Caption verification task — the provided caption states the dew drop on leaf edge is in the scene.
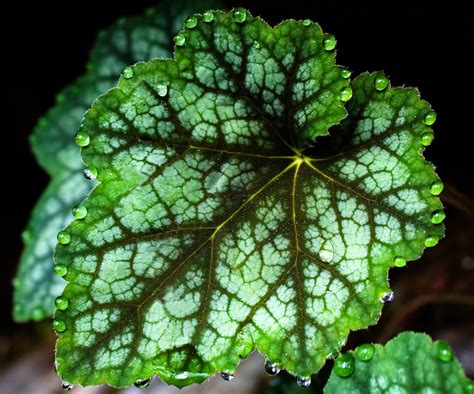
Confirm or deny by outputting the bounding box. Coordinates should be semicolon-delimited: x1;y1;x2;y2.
220;372;235;381
72;205;87;219
74;130;90;147
134;378;151;389
55;296;69;311
374;73;389;91
421;132;434;146
430;180;444;195
355;343;375;361
339;86;353;102
341;69;352;79
430;210;446;224
302;19;311;26
57;231;71;245
53;318;66;333
203;10;214;23
185;15;198;29
264;359;280;376
83;166;98;180
233;8;247;23
174;33;186;47
323;34;336;51
424;235;439;248
393;255;407;267
62;382;73;392
296;376;311;387
424;111;437;125
54;264;68;277
122;66;134;79
334;353;355;378
380;291;395;303
435;341;453;362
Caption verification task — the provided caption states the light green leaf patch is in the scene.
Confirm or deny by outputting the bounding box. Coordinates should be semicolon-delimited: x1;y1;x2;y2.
54;9;444;389
325;332;472;394
13;0;222;322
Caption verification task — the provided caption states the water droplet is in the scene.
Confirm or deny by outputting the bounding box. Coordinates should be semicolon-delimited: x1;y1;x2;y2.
380;291;395;303
339;86;353;102
435;340;453;362
31;306;45;321
420;132;434;146
253;40;261;49
57;231;71;245
374;73;389;91
157;83;168;97
296;376;311;387
430;210;445;224
341;69;352;79
220;372;235;381
53;318;66;333
54;264;68;277
174;33;186;47
233;8;247;23
75;130;90;147
83;166;98;180
303;19;311;26
203;11;214;23
264;360;280;375
62;382;73;391
424;111;437;125
334;353;355;378
134;378;151;389
55;296;69;311
355;344;375;361
323;34;336;51
122;66;134;79
185;16;198;29
393;256;407;267
72;205;87;220
424;235;439;247
430;180;444;196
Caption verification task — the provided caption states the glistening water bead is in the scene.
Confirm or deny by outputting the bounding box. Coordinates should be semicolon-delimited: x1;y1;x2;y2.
57;231;71;245
55;296;69;311
431;210;446;224
334;354;355;378
134;378;151;389
355;344;375;361
174;34;186;47
72;205;87;219
83;166;98;180
264;360;280;375
122;66;134;79
233;8;247;23
393;256;407;267
220;372;235;381
203;10;214;23
341;69;352;79
374;73;389;91
339;86;353;102
75;130;90;147
296;377;311;387
435;341;453;362
380;291;395;303
430;180;444;196
424;111;437;125
61;382;73;392
54;264;68;277
53;318;66;333
421;132;434;146
303;19;311;26
185;15;198;29
323;34;336;51
424;235;439;247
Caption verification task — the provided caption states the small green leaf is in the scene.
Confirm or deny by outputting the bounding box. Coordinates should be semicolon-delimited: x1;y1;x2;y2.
54;8;443;389
325;332;471;394
13;0;222;322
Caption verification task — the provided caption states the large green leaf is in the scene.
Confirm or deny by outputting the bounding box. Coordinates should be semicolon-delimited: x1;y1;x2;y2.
53;9;444;388
325;332;473;393
13;0;222;322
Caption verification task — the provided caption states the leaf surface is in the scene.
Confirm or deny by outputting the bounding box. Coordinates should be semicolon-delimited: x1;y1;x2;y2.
325;332;472;394
13;0;221;322
54;10;444;388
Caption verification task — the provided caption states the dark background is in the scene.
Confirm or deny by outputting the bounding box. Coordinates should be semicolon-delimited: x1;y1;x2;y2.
3;0;474;389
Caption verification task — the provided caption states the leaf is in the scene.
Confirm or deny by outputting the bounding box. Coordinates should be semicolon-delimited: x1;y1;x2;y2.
325;332;472;394
54;9;444;388
13;0;222;322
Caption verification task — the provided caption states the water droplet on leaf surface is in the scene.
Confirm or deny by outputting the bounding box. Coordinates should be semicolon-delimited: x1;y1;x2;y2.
303;19;311;26
122;66;134;79
421;132;434;146
435;341;453;362
355;344;375;361
72;205;87;219
393;256;407;267
424;235;439;247
380;291;395;303
253;40;261;49
203;11;214;23
430;180;444;195
134;378;151;389
157;83;168;97
220;372;235;381
174;34;186;47
339;86;353;102
75;130;90;147
83;166;98;180
341;69;352;79
233;8;247;23
57;231;71;245
62;382;73;391
185;16;198;29
55;296;69;311
374;73;389;91
323;34;336;51
296;376;311;387
424;111;437;125
430;210;445;224
264;360;280;375
334;354;355;378
53;318;66;333
54;264;68;277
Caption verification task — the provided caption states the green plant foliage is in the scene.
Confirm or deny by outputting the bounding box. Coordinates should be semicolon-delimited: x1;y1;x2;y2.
325;332;472;393
53;9;444;389
13;0;221;322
